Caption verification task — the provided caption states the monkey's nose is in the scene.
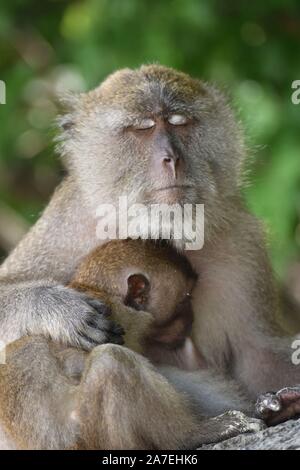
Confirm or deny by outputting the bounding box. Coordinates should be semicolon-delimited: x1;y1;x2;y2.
162;154;180;179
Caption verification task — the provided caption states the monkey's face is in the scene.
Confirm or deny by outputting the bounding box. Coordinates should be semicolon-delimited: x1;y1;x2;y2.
147;272;195;347
124;266;195;348
59;65;244;240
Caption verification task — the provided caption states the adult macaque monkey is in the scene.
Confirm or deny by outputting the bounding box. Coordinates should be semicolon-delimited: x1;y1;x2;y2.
0;240;262;450
0;64;300;432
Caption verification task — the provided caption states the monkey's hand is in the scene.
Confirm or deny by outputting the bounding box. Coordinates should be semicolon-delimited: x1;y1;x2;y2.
256;386;300;425
198;411;266;446
25;285;125;350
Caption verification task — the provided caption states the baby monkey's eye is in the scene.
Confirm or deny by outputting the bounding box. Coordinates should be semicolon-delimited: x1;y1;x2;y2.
168;114;188;126
135;118;156;130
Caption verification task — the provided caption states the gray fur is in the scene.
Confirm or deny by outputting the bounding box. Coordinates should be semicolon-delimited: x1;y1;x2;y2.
0;65;299;449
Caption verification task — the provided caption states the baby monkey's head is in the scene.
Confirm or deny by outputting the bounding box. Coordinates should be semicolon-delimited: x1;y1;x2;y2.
70;239;197;348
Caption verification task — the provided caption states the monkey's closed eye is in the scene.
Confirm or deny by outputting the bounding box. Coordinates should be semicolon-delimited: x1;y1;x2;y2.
134;118;156;131
168;114;188;126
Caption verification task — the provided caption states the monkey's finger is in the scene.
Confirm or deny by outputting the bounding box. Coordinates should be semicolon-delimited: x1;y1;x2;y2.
266;403;300;426
255;392;281;419
107;333;125;346
82;324;124;346
82;325;115;344
85;298;112;317
109;323;125;337
77;334;100;351
87;314;125;337
78;330;124;350
101;322;125;340
276;386;300;405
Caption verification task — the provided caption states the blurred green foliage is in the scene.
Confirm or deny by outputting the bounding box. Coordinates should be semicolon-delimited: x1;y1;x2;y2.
0;0;299;276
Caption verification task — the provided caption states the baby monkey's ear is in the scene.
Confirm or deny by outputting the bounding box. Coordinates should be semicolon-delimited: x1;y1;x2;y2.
125;274;150;311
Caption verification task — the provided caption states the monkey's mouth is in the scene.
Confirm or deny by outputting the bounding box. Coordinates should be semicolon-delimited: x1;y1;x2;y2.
155;185;193;192
144;184;198;206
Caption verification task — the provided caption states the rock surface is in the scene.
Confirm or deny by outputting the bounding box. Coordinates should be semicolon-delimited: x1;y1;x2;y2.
201;418;300;450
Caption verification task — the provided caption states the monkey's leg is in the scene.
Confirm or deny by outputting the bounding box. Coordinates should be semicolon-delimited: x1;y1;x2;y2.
158;365;255;417
74;344;264;450
150;338;254;417
0;337;264;450
0;336;82;450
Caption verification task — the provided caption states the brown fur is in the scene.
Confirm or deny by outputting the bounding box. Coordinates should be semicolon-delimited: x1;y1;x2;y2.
0;240;261;449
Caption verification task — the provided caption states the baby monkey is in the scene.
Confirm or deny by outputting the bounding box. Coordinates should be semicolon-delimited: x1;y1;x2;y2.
0;240;264;450
69;239;201;366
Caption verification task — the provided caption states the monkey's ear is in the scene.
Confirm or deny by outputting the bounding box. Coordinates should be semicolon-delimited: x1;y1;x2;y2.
125;274;150;311
57;91;80;111
55;92;81;132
